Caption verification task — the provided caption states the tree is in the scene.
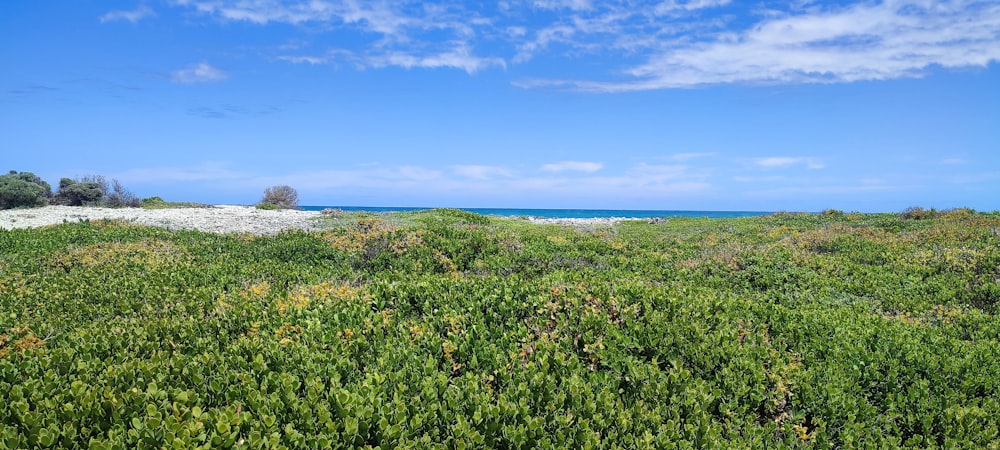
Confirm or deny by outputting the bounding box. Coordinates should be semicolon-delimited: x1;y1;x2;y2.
53;175;140;207
259;185;299;210
54;179;103;206
103;179;141;207
0;171;51;209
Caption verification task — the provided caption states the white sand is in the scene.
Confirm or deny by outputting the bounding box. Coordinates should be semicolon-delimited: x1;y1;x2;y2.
0;205;324;235
0;206;642;235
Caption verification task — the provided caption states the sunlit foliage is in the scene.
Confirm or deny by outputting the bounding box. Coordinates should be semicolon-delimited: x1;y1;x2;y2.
1;210;998;448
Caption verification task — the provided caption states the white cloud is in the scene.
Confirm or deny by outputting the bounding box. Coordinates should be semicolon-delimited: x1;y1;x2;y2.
367;45;506;74
168;1;1000;90
533;0;593;11
276;55;329;65
670;152;716;161
171;63;229;83
452;165;516;180
654;0;730;16
754;157;824;169
746;183;901;196
397;166;441;181
116;160;720;204
542;161;604;172
172;0;339;25
516;1;1000;91
100;5;155;23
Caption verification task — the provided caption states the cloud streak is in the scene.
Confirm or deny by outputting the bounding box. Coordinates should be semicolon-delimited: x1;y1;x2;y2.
754;157;824;170
171;63;229;83
542;161;604;173
167;1;1000;89
100;5;155;23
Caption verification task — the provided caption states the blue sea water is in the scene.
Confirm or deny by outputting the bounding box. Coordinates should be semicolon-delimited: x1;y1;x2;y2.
301;206;771;219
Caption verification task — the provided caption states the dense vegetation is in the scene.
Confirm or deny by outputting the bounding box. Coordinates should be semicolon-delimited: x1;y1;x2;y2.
0;171;144;210
1;209;999;448
0;171;52;209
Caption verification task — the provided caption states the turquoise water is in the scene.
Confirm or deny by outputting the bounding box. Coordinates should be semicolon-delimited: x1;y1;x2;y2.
301;206;771;219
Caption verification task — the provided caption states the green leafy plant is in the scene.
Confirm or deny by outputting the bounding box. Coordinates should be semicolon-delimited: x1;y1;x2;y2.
1;209;998;448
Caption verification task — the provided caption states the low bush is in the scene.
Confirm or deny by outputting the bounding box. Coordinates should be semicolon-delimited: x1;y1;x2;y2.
259;185;299;210
141;196;165;207
901;206;936;220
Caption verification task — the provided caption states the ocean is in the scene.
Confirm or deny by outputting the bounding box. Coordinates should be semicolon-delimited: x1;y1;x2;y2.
300;206;772;219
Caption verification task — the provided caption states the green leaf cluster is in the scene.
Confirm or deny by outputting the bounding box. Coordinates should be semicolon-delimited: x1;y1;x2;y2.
1;210;999;448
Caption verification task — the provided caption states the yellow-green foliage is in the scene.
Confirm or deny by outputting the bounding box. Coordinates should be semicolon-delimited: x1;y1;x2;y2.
1;211;999;448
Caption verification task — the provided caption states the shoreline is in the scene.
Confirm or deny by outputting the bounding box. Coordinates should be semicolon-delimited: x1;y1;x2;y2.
0;206;639;234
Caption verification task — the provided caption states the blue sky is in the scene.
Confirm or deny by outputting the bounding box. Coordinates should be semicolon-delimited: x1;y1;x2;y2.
2;0;998;211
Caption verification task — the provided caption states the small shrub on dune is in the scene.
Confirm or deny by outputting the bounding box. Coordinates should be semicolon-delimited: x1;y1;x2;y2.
901;206;936;220
259;185;299;210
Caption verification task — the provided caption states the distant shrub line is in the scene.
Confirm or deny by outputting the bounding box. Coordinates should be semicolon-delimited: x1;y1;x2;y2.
1;169;302;212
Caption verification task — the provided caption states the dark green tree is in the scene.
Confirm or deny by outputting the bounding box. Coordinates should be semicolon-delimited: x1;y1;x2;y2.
54;179;104;206
0;170;52;209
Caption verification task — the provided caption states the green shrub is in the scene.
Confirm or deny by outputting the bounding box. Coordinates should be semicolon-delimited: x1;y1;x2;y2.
2;211;999;448
54;180;103;206
0;170;51;209
901;206;936;220
142;196;165;206
54;176;140;207
260;185;299;210
255;202;279;210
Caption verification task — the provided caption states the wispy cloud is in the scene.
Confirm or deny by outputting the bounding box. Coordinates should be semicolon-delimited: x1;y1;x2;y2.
670;152;716;161
534;1;1000;91
452;165;516;180
542;161;604;173
171;63;229;83
177;0;500;73
746;183;901;196
366;46;506;74
115;162;247;182
186;103;285;119
120;160;713;202
654;0;731;15
754;157;824;169
100;5;155;23
532;0;594;11
167;1;1000;89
